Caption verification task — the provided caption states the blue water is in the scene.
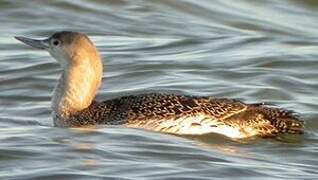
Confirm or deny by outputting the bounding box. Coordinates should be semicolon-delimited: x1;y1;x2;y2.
0;0;318;179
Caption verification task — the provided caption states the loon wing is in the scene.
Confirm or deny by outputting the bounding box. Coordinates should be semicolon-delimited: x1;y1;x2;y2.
71;93;304;138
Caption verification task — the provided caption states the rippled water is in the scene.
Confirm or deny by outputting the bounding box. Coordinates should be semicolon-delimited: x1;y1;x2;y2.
1;0;318;179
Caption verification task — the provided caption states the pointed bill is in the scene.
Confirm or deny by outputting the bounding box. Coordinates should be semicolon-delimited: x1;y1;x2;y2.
15;36;50;50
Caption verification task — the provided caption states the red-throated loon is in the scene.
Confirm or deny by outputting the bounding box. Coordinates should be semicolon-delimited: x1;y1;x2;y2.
15;31;304;138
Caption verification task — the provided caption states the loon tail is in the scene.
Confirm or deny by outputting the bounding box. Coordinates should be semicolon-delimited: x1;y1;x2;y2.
254;106;304;136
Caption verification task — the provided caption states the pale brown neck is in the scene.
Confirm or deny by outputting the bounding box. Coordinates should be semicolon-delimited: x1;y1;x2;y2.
52;55;103;119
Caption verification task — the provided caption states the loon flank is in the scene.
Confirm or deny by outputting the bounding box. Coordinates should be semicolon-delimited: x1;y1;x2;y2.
15;31;304;138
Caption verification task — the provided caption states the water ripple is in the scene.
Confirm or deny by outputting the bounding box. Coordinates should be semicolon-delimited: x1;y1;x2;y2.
1;0;318;179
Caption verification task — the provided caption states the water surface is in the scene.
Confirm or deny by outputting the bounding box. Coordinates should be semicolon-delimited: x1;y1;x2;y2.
1;0;318;179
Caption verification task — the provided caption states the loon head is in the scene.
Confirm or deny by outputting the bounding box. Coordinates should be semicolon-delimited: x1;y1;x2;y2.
15;31;102;70
15;31;103;119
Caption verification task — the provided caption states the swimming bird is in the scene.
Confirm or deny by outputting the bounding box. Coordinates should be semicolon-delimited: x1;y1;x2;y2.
15;31;304;138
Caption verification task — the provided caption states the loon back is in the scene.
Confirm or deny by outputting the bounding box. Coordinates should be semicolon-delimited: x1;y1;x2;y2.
59;93;304;138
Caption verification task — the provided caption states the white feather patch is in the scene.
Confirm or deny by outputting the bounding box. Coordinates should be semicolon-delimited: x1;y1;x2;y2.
126;113;251;138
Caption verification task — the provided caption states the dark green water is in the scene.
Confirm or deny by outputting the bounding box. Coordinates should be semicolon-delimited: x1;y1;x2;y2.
0;0;318;179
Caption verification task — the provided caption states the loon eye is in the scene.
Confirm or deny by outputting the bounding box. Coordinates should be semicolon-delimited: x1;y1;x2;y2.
52;39;60;46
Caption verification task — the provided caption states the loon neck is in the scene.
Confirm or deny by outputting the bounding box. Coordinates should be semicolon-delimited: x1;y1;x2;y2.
52;56;103;120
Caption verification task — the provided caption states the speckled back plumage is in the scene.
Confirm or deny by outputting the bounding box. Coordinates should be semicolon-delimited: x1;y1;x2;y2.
66;93;303;138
